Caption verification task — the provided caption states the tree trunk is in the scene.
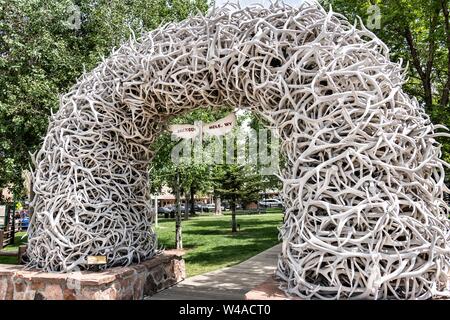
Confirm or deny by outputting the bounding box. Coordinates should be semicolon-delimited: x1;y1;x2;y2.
190;185;195;215
404;27;434;112
231;198;237;232
184;191;189;220
214;194;222;215
175;171;182;249
441;0;450;107
29;178;35;218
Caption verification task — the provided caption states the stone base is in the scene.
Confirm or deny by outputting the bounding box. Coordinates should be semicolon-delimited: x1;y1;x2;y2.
246;275;450;300
0;250;185;300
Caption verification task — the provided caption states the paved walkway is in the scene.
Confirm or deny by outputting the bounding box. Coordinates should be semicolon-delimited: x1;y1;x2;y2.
146;243;281;300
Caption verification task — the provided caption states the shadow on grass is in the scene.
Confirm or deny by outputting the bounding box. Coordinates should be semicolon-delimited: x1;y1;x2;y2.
182;225;279;239
184;240;280;270
182;215;281;236
0;256;19;264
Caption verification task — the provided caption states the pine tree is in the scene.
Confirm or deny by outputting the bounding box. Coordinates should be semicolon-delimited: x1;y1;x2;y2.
214;164;263;232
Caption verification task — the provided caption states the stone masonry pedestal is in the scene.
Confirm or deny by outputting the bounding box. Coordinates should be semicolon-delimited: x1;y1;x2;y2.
0;250;185;300
245;275;450;300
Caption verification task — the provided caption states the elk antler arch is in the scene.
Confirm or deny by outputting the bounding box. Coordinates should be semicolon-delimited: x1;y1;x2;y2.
28;2;450;299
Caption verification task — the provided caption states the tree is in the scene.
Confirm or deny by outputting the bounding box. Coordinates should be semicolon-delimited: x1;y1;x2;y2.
214;164;264;232
148;107;234;246
174;168;182;249
322;0;449;113
321;0;450;165
0;0;209;196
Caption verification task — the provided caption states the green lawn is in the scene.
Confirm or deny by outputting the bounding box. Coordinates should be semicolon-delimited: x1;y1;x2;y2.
0;231;27;264
0;213;283;277
156;212;283;277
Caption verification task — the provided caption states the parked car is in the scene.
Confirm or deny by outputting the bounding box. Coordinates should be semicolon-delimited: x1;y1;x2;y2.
158;206;170;218
169;204;185;212
194;203;203;212
201;203;225;212
159;206;177;218
258;198;283;208
157;207;171;214
166;204;186;213
202;204;215;212
21;217;30;230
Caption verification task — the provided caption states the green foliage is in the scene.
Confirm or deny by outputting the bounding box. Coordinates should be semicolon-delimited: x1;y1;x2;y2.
0;231;27;264
321;0;449;109
149;108;282;210
156;212;282;276
0;0;208;195
149;107;233;196
4;0;448;194
322;0;450;171
213;164;263;207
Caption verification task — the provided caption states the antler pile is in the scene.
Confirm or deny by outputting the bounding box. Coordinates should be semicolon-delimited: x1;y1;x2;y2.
27;1;450;299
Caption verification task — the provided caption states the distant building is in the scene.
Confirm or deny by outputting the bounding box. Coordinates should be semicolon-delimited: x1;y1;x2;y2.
152;186;211;207
1;188;13;202
259;189;281;199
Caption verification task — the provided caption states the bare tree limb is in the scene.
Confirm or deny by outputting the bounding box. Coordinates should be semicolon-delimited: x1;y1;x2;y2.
440;0;450;107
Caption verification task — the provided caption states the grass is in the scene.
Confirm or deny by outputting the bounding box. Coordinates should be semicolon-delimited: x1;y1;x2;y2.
222;207;284;215
0;212;283;277
0;231;27;264
156;211;283;277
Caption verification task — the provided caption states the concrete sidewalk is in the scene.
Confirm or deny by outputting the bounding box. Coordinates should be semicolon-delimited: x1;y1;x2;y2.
146;243;281;300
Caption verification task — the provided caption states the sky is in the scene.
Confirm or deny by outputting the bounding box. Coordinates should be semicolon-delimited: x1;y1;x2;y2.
211;0;306;9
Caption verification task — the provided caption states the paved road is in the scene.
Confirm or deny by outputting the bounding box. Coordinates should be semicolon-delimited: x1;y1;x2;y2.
146;243;281;300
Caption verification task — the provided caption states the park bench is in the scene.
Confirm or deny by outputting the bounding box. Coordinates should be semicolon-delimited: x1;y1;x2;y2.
0;203;26;264
0;204;16;248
